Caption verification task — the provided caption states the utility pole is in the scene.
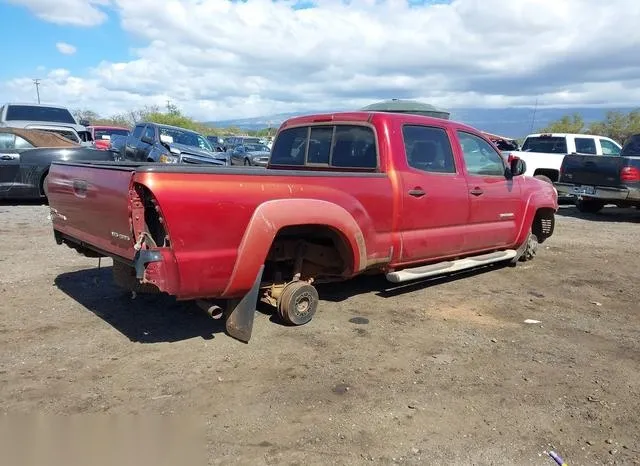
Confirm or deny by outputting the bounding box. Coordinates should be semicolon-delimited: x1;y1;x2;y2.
33;79;41;104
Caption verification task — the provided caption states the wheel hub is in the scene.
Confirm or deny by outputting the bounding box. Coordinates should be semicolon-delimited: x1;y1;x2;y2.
294;292;313;317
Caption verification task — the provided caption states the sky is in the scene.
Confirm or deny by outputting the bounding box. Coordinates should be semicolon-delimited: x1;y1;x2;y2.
1;0;639;121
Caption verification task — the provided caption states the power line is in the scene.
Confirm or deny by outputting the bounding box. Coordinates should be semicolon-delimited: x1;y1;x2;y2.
33;79;41;104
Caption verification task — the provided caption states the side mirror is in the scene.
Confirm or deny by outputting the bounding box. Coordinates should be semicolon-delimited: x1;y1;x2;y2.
141;135;154;145
509;157;526;177
79;119;90;127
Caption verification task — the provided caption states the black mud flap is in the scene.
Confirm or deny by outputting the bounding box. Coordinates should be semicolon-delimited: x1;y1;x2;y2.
225;265;264;343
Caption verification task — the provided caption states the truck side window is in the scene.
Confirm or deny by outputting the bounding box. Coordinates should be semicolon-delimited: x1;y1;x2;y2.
402;125;455;174
575;137;597;154
600;139;621;155
270;127;308;166
143;126;155;142
457;131;505;177
331;125;377;169
0;133;15;149
132;125;144;138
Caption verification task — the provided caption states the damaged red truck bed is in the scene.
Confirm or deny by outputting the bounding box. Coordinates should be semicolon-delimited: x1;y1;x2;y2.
46;111;558;342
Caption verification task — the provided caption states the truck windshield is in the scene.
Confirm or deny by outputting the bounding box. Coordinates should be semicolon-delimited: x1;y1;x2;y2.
521;136;567;154
159;127;213;152
6;105;76;124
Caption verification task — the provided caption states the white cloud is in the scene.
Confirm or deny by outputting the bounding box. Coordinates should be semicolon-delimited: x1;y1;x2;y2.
2;0;640;121
56;42;77;55
6;0;110;26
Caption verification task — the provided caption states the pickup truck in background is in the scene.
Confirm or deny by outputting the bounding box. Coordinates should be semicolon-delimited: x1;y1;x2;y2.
0;102;93;146
556;134;640;213
46;111;558;343
506;133;622;184
111;122;229;166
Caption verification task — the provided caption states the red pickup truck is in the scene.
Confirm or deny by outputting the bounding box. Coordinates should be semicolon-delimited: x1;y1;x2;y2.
46;111;558;342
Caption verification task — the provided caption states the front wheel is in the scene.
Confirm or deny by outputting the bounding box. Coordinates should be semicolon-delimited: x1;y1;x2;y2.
576;199;605;214
277;281;319;326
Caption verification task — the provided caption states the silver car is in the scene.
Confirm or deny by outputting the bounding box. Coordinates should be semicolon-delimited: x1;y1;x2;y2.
230;143;271;167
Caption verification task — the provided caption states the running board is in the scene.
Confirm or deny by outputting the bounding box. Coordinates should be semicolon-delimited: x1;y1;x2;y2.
385;250;517;284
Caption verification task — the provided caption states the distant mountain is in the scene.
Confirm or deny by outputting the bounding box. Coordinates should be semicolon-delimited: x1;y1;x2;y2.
207;107;637;138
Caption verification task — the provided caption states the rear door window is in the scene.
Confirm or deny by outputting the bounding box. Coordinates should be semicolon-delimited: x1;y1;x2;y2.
402;125;456;173
575;137;597;154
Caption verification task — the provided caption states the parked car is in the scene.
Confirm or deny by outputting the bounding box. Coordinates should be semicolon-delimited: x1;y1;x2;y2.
111;122;228;165
46;111;557;343
224;136;262;152
230;142;271;166
0;127;115;200
88;125;130;150
506;133;622;183
0;103;93;146
555;133;640;213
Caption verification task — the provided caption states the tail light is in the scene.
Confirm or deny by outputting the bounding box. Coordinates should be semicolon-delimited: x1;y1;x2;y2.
620;166;640;182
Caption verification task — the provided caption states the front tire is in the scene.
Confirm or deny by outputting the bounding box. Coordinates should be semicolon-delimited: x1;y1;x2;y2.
576;198;605;214
277;281;319;326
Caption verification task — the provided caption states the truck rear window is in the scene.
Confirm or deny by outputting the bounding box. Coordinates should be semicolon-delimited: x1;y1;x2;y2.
271;125;377;170
521;136;567;154
5;105;76;124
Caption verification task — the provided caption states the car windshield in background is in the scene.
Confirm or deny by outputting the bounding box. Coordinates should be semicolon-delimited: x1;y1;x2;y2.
521;136;567;154
245;143;269;152
95;129;129;139
6;105;76;124
159;127;212;151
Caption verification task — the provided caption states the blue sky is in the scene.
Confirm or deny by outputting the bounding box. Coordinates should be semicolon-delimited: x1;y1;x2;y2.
0;2;131;80
0;0;638;121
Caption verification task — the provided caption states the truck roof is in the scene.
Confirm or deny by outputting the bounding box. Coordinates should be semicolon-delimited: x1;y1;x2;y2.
526;133;606;138
2;102;72;109
282;111;479;133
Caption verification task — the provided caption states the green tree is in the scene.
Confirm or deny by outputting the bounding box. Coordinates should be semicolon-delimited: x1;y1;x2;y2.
538;113;586;134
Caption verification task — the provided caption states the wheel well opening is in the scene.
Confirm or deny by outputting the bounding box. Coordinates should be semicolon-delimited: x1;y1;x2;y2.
132;183;170;247
533;169;559;182
532;208;555;243
264;224;355;283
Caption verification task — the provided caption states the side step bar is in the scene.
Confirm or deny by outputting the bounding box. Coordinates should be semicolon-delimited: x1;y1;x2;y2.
385;249;517;284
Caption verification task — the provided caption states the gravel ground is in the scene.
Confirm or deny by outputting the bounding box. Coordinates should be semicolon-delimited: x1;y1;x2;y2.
1;202;639;465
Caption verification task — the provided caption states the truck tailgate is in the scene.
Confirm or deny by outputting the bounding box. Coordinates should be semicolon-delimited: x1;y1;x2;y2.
47;162;136;260
560;154;628;187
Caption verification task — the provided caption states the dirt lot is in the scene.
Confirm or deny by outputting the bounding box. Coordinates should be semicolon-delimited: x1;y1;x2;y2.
1;202;639;465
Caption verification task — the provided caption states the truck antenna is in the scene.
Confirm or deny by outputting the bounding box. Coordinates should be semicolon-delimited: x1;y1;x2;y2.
529;97;539;133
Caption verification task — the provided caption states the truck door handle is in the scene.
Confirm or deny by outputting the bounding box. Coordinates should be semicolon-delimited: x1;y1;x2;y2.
470;187;484;196
408;188;426;198
0;155;15;160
